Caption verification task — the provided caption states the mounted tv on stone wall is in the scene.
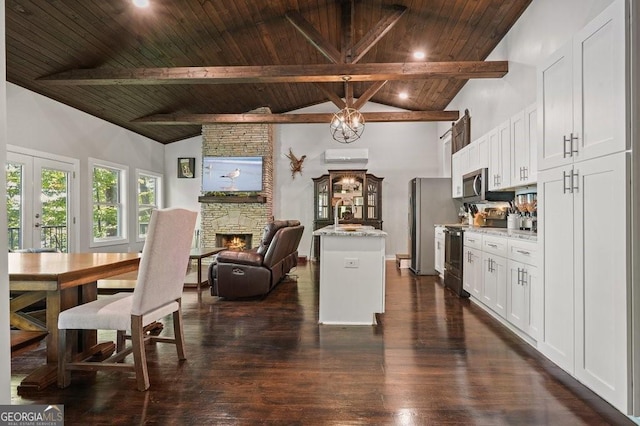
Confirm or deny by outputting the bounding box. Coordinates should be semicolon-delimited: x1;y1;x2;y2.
202;156;263;192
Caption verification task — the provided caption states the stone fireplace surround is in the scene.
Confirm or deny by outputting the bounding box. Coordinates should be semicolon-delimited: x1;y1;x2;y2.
199;107;274;250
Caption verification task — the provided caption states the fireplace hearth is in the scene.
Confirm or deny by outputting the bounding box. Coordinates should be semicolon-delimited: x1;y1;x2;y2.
216;233;253;251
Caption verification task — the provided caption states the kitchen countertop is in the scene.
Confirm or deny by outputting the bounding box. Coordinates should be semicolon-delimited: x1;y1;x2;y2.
463;227;538;241
434;224;537;241
313;225;387;237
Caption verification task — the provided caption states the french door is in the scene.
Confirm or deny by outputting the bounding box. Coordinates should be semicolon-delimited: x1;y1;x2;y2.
6;151;77;252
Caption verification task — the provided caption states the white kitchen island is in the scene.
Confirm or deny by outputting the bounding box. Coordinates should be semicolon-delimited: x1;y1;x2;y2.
313;225;387;325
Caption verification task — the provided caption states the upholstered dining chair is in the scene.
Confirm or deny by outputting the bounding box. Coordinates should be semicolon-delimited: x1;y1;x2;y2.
57;207;197;391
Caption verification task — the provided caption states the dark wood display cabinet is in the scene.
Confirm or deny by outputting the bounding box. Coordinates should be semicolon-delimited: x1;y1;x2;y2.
312;170;383;260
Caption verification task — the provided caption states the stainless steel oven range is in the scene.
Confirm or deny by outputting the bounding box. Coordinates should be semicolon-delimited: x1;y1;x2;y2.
443;225;470;298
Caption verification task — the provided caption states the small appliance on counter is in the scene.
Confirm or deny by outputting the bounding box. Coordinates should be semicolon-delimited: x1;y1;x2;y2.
483;207;508;228
514;192;537;232
466;204;509;228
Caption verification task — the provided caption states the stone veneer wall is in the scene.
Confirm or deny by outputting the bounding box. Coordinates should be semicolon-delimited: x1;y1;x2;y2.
200;107;273;248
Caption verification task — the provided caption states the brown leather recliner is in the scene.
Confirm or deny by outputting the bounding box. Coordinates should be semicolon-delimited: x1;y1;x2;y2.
209;220;304;299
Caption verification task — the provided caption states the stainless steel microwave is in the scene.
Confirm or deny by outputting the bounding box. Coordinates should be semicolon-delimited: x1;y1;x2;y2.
462;168;514;202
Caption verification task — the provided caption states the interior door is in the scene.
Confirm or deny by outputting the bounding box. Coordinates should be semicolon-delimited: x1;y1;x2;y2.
6;152;76;252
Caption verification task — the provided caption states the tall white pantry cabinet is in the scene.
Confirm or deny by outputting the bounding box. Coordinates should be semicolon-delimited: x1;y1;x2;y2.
537;0;632;413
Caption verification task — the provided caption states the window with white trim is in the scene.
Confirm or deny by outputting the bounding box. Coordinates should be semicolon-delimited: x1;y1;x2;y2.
90;158;128;246
136;169;163;241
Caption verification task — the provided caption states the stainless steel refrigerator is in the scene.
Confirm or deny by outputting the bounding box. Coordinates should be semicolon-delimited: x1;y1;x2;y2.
409;178;460;275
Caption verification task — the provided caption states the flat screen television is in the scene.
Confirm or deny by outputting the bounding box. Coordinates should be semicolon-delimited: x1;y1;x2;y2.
202;156;263;192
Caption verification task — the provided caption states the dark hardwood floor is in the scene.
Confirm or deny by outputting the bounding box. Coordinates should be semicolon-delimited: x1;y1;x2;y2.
10;261;634;425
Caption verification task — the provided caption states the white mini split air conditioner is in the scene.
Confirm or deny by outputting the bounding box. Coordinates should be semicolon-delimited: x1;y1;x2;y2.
324;148;369;163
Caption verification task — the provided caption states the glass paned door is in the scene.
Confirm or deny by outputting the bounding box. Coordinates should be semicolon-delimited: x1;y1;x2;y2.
6;153;75;252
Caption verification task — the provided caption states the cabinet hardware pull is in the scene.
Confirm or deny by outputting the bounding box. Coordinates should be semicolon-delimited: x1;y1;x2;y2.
571;169;579;193
516;249;530;256
570;133;579;156
563;170;572;194
487;243;498;248
521;269;528;285
517;267;522;285
563;135;571;158
523;167;528;179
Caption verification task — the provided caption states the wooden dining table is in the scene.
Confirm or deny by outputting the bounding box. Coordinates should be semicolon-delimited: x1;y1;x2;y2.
9;252;141;391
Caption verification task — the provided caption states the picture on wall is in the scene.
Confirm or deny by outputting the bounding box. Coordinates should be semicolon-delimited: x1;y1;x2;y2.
178;157;195;178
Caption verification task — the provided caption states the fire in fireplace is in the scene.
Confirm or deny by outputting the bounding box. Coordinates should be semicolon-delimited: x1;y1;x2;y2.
216;233;253;251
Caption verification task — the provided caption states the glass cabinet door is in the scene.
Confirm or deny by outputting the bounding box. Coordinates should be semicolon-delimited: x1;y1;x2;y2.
315;178;330;220
366;178;379;220
331;172;364;221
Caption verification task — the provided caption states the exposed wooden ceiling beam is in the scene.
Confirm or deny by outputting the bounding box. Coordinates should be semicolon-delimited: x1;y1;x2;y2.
38;61;508;85
351;6;407;64
285;12;342;64
132;110;460;125
341;0;354;64
314;83;346;109
353;81;388;110
344;79;354;106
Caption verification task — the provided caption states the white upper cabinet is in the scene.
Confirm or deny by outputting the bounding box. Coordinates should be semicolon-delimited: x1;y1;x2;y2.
451;150;463;198
538;0;627;171
467;134;489;173
511;104;537;186
488;120;511;190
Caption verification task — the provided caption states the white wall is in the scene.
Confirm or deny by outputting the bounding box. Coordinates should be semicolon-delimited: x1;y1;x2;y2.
7;83;166;253
437;0;615;139
164;135;203;230
273;102;445;259
1;0;10;404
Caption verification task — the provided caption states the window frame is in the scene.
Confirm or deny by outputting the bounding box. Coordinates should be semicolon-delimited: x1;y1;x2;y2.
89;158;128;248
135;168;163;242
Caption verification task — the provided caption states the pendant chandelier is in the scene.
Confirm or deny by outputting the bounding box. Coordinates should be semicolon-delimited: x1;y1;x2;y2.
330;106;365;144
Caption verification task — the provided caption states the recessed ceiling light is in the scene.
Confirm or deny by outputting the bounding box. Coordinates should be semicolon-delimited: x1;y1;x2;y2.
133;0;150;8
413;51;426;60
399;92;409;100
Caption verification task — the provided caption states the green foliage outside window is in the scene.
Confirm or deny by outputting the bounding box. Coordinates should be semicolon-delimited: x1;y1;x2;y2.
137;174;158;238
93;166;121;239
6;164;70;251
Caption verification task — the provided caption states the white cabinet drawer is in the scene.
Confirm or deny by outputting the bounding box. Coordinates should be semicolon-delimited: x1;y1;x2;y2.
464;232;482;250
508;239;538;266
482;235;508;258
435;226;445;238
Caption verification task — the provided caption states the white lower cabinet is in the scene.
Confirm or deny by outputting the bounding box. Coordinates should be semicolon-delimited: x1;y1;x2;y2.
481;252;507;318
465;232;539;343
506;239;541;340
481;235;508;318
463;247;482;297
463;232;483;297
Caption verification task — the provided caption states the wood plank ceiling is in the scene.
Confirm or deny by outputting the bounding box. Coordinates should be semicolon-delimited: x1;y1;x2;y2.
5;0;532;144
